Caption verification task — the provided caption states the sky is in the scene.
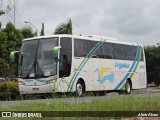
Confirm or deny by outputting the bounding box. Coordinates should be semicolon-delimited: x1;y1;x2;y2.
0;0;160;45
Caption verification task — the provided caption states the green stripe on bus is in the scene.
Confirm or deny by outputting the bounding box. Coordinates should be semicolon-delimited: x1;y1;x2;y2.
120;46;142;90
67;40;102;92
129;47;142;78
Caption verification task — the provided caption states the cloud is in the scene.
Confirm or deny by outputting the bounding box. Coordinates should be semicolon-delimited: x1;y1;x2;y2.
1;0;160;45
100;0;160;35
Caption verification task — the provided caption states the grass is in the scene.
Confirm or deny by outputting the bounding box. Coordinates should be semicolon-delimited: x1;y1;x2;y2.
0;95;160;111
0;95;160;119
155;86;160;90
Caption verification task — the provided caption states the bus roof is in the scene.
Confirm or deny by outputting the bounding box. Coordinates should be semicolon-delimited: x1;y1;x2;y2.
23;34;142;47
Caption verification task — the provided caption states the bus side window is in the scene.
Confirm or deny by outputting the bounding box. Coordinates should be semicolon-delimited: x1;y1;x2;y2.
113;44;126;60
101;43;113;59
124;45;136;61
74;39;88;57
87;41;97;58
59;55;67;77
59;37;72;78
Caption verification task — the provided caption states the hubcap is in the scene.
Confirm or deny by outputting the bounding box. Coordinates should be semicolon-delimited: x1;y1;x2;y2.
126;83;131;93
76;83;82;96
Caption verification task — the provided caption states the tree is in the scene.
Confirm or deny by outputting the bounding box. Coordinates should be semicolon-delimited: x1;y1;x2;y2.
0;32;8;77
21;26;36;38
3;22;22;50
145;45;160;86
0;22;22;78
54;18;72;34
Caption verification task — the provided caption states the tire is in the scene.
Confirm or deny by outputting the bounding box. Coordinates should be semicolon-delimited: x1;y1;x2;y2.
125;81;132;94
76;81;84;97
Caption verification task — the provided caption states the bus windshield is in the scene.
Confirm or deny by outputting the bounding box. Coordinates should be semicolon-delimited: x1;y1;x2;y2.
19;38;58;79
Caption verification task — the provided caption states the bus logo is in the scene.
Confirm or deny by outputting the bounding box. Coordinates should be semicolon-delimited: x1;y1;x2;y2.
115;62;130;69
96;68;114;84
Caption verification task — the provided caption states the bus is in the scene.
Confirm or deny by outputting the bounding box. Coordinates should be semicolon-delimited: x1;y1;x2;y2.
10;35;147;97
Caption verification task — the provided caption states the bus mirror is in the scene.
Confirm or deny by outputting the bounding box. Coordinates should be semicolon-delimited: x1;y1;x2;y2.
10;51;19;63
53;46;61;61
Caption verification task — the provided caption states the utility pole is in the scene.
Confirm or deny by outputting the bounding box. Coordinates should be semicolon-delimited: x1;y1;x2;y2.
6;0;16;26
13;0;15;26
40;23;44;36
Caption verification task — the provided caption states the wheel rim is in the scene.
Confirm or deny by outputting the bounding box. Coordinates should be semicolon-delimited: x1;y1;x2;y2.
126;83;131;93
76;83;82;96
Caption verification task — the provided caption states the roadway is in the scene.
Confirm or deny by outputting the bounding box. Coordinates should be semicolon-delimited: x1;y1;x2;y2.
0;87;159;106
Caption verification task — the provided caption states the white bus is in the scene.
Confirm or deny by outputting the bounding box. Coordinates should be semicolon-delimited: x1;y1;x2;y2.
10;35;147;96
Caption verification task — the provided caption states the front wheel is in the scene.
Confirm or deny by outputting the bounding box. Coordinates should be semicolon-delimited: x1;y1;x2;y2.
76;81;84;97
125;81;132;94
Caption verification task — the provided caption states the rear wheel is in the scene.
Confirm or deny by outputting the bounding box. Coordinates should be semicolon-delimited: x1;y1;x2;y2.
125;81;132;94
76;81;85;97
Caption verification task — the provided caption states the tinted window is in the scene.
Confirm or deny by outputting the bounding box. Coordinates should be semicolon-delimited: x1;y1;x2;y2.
87;41;97;52
94;44;102;58
124;45;136;60
113;44;126;60
74;39;88;57
87;41;100;58
101;43;113;59
59;37;72;77
74;39;114;59
37;38;58;77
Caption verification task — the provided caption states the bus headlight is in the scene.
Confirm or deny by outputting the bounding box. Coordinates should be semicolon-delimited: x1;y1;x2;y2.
19;81;25;85
46;80;56;84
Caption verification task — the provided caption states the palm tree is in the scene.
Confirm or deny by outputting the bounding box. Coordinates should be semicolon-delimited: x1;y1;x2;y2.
54;18;72;34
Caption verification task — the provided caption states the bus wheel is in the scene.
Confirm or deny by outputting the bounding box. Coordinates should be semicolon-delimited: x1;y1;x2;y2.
76;81;84;97
125;81;132;94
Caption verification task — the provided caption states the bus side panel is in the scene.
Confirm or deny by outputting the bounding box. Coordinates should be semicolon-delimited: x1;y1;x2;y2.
87;59;122;91
133;61;147;89
87;58;105;91
70;58;147;92
67;58;89;92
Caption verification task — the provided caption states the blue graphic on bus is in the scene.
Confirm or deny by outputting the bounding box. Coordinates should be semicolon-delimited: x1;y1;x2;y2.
96;68;114;84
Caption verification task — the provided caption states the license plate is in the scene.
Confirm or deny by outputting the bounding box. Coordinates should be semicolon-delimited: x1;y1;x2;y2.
32;88;39;91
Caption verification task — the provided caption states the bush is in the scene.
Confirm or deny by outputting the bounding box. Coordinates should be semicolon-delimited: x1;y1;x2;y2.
0;80;19;100
145;45;160;86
